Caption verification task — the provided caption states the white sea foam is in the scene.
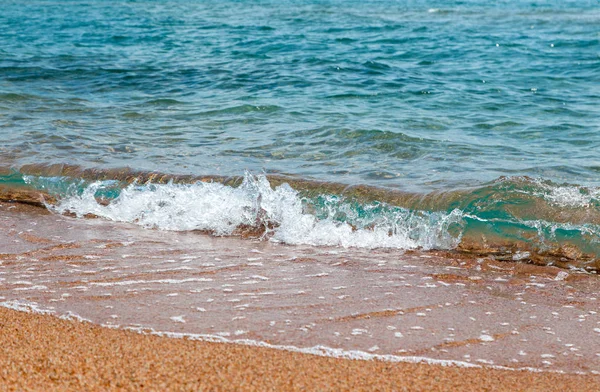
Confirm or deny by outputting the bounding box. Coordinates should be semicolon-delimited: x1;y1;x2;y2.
0;299;53;314
534;180;600;208
51;174;464;250
546;186;594;207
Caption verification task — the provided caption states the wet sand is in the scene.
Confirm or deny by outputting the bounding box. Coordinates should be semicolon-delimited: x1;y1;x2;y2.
1;202;600;390
2;306;600;391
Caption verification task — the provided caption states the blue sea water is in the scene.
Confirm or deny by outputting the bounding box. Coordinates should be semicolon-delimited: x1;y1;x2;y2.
1;1;600;265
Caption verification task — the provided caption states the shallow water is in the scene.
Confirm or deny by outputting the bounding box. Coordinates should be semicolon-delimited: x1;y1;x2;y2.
1;203;599;373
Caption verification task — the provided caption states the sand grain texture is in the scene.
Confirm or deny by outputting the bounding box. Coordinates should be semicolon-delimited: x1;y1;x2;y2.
1;308;600;391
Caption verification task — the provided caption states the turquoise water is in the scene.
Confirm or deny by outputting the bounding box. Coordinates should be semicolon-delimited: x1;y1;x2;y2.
1;1;599;266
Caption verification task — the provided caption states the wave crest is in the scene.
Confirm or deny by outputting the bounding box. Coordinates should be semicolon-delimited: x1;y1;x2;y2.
50;173;464;250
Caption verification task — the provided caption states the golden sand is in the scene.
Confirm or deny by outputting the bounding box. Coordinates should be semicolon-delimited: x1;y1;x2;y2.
1;307;599;391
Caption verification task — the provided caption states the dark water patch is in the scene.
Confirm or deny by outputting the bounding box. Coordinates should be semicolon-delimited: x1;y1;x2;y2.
144;98;186;106
0;93;41;103
334;37;356;44
362;60;391;71
194;105;283;117
324;92;389;100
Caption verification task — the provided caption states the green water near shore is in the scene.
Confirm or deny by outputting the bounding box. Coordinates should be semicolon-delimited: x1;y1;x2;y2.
1;167;597;271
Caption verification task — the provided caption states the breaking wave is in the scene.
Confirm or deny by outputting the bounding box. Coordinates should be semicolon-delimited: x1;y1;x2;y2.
0;167;595;271
49;173;465;250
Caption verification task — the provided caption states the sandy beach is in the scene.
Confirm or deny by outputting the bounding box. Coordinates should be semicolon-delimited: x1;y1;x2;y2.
2;306;600;391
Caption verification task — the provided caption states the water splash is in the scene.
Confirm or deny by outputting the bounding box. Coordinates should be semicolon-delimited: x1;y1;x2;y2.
1;169;598;270
50;173;464;250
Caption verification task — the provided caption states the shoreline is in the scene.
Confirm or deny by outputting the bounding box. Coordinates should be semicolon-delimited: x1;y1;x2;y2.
1;201;599;375
2;306;600;391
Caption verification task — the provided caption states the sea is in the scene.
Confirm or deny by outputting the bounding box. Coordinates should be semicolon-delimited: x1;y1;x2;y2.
2;0;600;373
2;0;600;267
